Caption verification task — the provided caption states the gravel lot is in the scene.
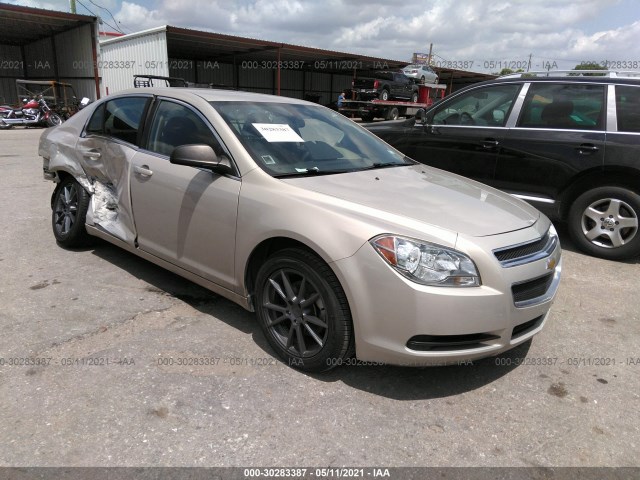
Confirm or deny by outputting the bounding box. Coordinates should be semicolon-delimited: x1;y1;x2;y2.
0;128;638;470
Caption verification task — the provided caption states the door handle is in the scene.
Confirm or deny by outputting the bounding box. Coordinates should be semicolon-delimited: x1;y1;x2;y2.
81;149;101;160
134;165;153;177
575;144;599;155
482;139;499;149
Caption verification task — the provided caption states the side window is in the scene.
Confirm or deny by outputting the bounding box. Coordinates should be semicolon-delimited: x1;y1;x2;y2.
147;100;222;157
102;97;149;145
432;84;520;127
517;83;605;130
615;85;640;133
86;103;104;134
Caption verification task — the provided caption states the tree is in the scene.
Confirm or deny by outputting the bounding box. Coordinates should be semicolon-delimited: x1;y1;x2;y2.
571;62;607;76
496;68;525;76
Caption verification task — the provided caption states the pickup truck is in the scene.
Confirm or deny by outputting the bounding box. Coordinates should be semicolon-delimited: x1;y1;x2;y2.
352;71;419;102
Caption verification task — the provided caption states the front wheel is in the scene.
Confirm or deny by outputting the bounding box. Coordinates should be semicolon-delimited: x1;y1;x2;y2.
52;176;91;248
568;186;640;260
360;112;375;122
410;92;419;103
254;248;354;372
47;113;63;127
0;114;12;130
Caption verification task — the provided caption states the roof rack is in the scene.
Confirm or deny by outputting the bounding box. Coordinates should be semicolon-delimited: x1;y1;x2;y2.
499;70;640;79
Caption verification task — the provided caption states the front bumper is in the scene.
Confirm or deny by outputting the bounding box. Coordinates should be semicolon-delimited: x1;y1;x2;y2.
331;226;562;366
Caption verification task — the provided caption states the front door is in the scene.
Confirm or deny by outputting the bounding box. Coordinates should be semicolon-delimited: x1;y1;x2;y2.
129;99;241;290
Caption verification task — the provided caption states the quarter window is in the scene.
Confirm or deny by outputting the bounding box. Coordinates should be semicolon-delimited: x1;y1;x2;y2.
147;100;222;157
432;84;520;127
615;85;640;133
517;83;605;130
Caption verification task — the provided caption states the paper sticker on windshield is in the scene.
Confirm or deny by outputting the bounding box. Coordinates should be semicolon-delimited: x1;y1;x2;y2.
253;123;304;143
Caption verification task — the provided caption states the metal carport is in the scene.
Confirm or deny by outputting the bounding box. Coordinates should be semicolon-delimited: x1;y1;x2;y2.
100;26;496;104
0;3;100;105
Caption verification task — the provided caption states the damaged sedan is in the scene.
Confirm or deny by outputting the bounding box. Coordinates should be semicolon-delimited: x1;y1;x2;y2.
40;88;561;372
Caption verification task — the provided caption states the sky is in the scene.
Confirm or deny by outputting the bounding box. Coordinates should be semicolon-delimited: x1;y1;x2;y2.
5;0;640;73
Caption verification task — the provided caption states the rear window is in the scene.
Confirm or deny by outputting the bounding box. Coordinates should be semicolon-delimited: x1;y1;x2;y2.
517;83;605;130
85;96;150;145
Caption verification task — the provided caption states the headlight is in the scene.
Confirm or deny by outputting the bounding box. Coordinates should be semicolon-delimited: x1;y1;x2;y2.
371;235;480;287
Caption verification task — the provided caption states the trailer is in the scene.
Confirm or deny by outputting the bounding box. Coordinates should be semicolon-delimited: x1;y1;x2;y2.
340;83;447;121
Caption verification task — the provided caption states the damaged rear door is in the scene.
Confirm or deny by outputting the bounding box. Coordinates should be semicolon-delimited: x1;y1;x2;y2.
77;95;152;243
129;98;240;290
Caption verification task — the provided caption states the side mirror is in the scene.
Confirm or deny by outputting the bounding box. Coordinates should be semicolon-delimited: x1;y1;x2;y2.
170;144;234;176
415;108;427;125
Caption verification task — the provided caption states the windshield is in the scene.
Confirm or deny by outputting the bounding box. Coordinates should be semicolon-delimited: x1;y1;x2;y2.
211;101;413;177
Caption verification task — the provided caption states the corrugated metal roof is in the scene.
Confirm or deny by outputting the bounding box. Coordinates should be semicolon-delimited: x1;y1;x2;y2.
99;24;409;73
0;3;96;46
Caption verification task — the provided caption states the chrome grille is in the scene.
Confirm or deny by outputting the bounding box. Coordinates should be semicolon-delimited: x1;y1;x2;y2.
493;229;557;267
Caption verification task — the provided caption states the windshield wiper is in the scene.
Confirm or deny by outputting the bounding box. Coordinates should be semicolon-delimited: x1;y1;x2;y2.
273;168;350;178
358;160;412;171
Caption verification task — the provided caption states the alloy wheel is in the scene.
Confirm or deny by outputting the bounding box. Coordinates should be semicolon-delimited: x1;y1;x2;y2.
261;268;329;358
581;197;638;248
54;183;79;236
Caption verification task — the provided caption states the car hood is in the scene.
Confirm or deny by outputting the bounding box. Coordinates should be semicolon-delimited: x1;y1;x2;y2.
281;164;540;237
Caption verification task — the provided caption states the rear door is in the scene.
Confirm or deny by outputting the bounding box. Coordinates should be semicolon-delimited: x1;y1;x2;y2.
495;82;607;210
401;83;522;182
76;95;151;244
129;98;241;289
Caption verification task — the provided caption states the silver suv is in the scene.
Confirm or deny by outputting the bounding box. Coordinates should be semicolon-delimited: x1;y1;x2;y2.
40;88;561;371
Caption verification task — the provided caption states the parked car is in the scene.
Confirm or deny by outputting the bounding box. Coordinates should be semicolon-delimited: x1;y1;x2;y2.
40;88;561;371
366;72;640;260
352;71;419;102
402;64;438;84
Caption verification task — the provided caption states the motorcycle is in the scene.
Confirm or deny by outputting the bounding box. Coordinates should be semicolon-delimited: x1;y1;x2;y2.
0;95;63;130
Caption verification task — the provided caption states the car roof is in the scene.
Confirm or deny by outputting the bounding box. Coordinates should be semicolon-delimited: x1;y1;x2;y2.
111;87;313;105
488;75;640;86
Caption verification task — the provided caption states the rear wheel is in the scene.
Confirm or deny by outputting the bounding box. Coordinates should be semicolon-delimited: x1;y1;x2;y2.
386;107;400;120
379;89;390;101
411;92;419;103
254;248;353;372
52;176;91;248
568;186;640;260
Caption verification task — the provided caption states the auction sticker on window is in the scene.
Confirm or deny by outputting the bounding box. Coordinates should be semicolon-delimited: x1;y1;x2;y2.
252;123;304;142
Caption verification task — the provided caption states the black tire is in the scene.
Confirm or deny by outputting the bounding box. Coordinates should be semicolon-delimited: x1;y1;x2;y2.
410;92;419;103
254;248;354;372
0;115;12;130
568;186;640;260
420;75;425;84
386;107;400;121
47;113;63;127
360;113;375;122
52;176;92;248
379;89;390;101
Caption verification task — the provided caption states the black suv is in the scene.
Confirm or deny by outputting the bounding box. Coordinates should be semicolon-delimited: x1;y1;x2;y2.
366;71;640;260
